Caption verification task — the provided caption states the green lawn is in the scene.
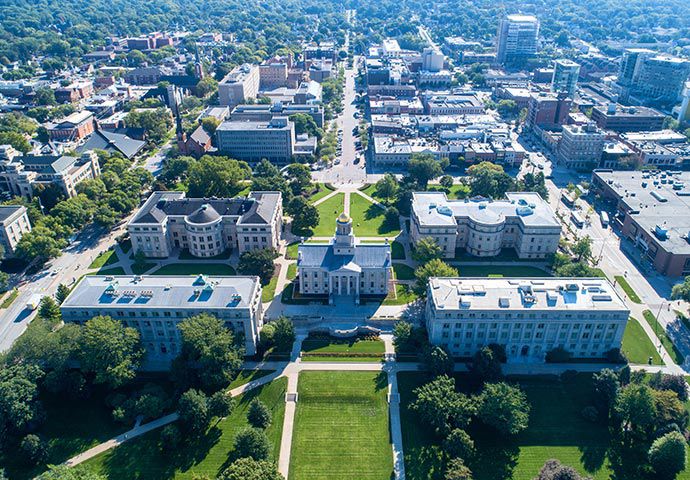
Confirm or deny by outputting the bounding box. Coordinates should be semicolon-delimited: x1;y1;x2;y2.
622;316;663;365
94;267;127;276
382;284;418;306
308;183;336;204
458;265;551;278
349;193;400;237
0;288;19;308
150;263;236;276
286;242;299;259
614;276;641;303
312;193;345;237
427;184;470;199
393;263;415;280
262;273;279;302
391;240;405;259
1;392;128;480
642;309;684;364
289;371;393;480
89;250;119;269
132;262;156;275
287;263;297;281
84;378;287;480
228;369;276;389
398;372;690;480
178;249;231;260
301;336;385;361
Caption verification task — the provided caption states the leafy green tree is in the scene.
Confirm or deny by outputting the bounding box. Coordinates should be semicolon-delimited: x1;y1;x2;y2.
195;76;218;97
201;116;220;134
374;174;399;204
178;388;209;435
0;363;44;435
233;427;272;461
413;259;458;297
477;382;530;436
517;172;549;200
247;399;272;429
272;316;296;353
238;248;278;285
408;153;444;189
571;236;592;261
289;113;322;139
410;375;476;436
38;296;61;323
175;314;243;392
289;197;319;233
126;107;174;145
444;458;473;480
469;346;503;383
20;433;47;465
0;131;31;153
439;175;454;190
615;383;657;438
592;368;620;417
648;373;689;402
34;88;56;106
78;316;143;388
534;460;588;480
209;391;235;419
160;424;181;453
496;99;518;118
442;428;475;460
466;162;515;199
36;465;107;480
285;163;313;195
393;321;413;353
671;276;690;302
219;457;284;480
413;237;443;263
651;389;688;433
649;431;687;479
187;155;250;197
423;346;454;376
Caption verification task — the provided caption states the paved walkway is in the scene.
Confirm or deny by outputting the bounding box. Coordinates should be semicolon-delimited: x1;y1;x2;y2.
382;334;406;480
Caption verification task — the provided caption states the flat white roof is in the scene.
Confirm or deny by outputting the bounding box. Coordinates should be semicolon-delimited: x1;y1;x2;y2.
429;277;629;312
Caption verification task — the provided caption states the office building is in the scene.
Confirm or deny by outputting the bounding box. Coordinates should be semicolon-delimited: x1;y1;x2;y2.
215;117;296;163
678;82;690;122
128;191;282;258
296;214;391;304
422;48;445;72
558;123;606;169
551;59;580;98
496;14;540;64
591;104;665;132
526;92;571;129
47;111;95;142
0;206;31;255
411;192;561;259
0;146;101;198
218;64;260;107
230;103;324;128
425;277;629;361
618;49;690;106
592;170;690;276
61;275;264;359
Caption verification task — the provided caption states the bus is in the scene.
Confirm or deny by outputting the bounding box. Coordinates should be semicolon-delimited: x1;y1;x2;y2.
600;211;610;228
571;212;585;228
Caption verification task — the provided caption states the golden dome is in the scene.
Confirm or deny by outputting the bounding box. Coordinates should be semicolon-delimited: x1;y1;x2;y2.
337;212;351;223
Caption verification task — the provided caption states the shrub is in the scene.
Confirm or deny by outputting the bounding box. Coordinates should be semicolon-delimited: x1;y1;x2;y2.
247;399;272;429
545;346;572;363
233;427;271;461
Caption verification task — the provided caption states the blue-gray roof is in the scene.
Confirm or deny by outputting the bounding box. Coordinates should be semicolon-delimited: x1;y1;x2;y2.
297;243;391;270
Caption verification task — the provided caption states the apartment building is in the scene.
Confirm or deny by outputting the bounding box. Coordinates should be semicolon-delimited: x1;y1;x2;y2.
215;117;296;163
618;49;690;106
218;64;260;107
526;92;571;130
591;104;665;132
496;14;540;64
558;123;606;169
128;191;282;259
411;192;561;259
0;146;101;198
551;59;580;98
425;277;629;361
61;275;264;359
0;206;31;255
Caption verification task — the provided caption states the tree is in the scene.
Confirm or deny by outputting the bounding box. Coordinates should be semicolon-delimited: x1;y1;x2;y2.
55;284;71;304
518;172;548;200
178;389;210;435
648;373;689;402
201;116;220;134
285;163;313;196
233;427;272;461
445;458;473;480
615;384;657;437
78;316;142;388
272;316;295;353
410;375;476;435
38;296;61;323
126;107;173;145
534;460;590;480
219;457;284;480
469;346;503;383
477;382;530;436
238;248;278;285
442;428;475;460
651;389;688;433
34;87;56;106
247;399;272;429
20;434;47;465
289;114;321;139
496;99;519;118
196;77;218;98
649;431;686;479
423;346;454;377
592;368;620;416
209;391;235;419
0;363;44;436
15;227;65;263
36;465;107;480
393;321;413;352
160;424;181;453
384;207;400;230
289;197;319;233
466;162;515;199
0;131;30;153
187;156;250;197
413;259;458;297
571;236;592;261
375;174;399;204
408;153;444;189
176;314;243;392
439;175;454;190
671;276;690;302
413;237;443;263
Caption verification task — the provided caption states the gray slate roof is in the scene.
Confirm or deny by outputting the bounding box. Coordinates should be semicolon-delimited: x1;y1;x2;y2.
78;130;146;159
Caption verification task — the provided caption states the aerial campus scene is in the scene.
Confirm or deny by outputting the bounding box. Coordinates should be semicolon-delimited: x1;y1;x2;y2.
2;0;690;479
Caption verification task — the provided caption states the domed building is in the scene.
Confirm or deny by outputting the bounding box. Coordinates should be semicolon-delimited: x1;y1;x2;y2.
296;213;391;304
